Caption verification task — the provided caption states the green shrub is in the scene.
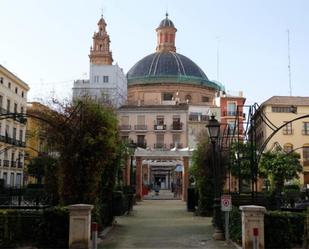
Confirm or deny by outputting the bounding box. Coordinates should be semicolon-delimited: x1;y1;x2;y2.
0;209;42;248
36;206;69;248
229;206;242;243
265;211;305;249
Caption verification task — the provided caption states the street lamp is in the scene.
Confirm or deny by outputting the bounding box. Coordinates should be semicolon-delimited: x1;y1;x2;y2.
206;115;224;240
128;140;137;190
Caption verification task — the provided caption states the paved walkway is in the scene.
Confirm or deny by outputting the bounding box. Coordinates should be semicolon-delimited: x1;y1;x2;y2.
143;189;180;200
98;199;236;249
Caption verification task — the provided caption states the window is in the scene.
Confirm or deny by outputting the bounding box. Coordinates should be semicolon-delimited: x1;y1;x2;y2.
16;173;22;187
5;125;10;138
172;134;181;148
227;120;236;135
227;102;237;116
156;134;164;148
6;99;10;113
202;96;209;102
137;135;146;147
10;173;14;186
0;95;3;111
14;103;17;113
20;106;24;113
283;122;293;135
156;115;164;125
94;75;100;83
13;128;16;140
15;87;18;94
303;145;309;166
0;77;3;84
163;93;173;101
283;143;293;153
272;106;297;113
303;122;309;135
8;82;11;89
103;76;109;83
3;172;7;186
21;91;24;98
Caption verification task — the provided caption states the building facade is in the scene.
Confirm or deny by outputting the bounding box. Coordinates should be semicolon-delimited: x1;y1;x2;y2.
120;14;225;200
0;65;29;187
255;96;309;185
73;15;127;107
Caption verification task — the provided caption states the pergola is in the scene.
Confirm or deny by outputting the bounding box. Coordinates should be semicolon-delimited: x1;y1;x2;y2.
133;147;193;201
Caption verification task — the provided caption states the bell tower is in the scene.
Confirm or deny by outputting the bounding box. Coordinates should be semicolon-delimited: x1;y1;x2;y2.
156;13;177;53
89;15;113;65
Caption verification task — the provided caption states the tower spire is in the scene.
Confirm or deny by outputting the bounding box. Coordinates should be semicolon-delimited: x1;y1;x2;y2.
89;15;113;65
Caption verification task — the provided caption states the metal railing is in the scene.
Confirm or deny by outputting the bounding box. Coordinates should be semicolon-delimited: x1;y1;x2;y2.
154;124;166;131
134;125;147;130
171;123;183;131
119;125;131;130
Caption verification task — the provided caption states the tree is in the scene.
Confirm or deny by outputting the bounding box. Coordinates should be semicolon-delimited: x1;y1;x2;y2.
34;99;119;205
229;142;254;192
259;146;302;194
190;131;227;215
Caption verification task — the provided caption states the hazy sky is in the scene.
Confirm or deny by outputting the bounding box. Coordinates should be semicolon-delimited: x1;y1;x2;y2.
1;0;308;105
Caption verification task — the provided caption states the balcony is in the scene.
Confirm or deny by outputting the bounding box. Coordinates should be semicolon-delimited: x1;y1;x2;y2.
189;115;209;122
0;134;26;147
303;160;309;166
222;111;244;117
169;143;183;149
171;122;183;131
153;143;168;150
3;160;9;167
154;124;166;131
119;125;131;131
136;142;147;148
11;161;16;167
134;125;147;131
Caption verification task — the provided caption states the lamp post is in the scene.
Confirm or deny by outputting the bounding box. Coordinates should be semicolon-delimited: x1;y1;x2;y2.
128;141;137;190
206;115;224;240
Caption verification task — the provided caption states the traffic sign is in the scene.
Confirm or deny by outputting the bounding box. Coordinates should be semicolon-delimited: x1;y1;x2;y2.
221;195;232;211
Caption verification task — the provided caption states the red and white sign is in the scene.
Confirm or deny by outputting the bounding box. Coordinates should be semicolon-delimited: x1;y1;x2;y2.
221;195;232;211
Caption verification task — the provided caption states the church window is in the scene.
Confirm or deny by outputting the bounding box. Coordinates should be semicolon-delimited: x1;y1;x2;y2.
99;44;102;51
15;87;18;94
0;77;3;84
103;76;109;83
8;82;11;89
169;34;174;42
160;33;163;43
163;93;173;101
164;33;168;42
202;96;209;102
21;91;24;98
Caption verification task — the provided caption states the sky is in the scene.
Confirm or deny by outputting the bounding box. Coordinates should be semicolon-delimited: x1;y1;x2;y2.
0;0;308;105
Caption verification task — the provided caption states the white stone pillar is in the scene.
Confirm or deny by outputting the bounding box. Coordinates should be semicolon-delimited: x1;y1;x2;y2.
239;205;266;249
68;204;93;249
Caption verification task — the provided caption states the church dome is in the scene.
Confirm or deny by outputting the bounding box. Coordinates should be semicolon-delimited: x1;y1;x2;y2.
127;51;222;90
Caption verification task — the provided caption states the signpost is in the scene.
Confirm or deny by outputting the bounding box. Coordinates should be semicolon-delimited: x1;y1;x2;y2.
221;195;232;240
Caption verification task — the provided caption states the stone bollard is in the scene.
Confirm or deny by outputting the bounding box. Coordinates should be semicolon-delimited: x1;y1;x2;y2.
68;204;93;249
239;205;266;249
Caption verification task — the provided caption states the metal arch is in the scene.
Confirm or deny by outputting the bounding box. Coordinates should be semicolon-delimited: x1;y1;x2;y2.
256;113;309;165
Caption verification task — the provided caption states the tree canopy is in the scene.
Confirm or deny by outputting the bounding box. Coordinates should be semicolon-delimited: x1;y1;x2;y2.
259;146;302;193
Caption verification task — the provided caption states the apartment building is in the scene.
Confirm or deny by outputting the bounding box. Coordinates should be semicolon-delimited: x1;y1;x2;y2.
0;65;29;187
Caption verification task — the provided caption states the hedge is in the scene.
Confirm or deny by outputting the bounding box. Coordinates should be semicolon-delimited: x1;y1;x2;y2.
0;206;69;248
265;211;305;249
227;207;306;249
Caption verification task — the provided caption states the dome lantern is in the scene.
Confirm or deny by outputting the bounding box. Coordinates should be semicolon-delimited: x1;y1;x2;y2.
156;13;177;53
